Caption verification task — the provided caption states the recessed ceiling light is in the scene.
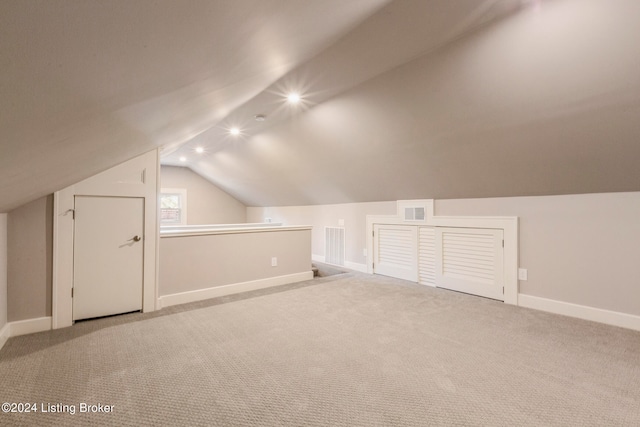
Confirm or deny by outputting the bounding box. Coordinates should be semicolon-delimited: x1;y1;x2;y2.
254;114;266;122
287;93;301;104
179;156;187;162
195;147;204;153
230;127;240;135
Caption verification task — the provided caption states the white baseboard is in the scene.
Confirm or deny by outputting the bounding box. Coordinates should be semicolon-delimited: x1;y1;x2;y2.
158;271;314;309
0;317;54;349
312;254;367;273
0;323;10;351
9;316;53;337
518;294;640;332
345;261;367;273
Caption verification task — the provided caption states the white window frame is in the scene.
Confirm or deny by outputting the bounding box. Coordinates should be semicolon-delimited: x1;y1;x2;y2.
160;188;188;225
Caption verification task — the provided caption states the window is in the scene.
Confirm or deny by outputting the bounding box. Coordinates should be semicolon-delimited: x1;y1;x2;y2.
160;188;187;225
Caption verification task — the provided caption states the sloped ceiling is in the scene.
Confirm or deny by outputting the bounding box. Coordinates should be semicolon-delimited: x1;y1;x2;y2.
3;0;640;212
0;0;389;212
181;0;640;206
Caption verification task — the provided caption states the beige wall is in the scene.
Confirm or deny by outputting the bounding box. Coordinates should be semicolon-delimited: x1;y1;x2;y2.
436;192;640;316
7;195;53;321
159;229;311;296
247;201;396;268
250;192;640;317
0;213;7;330
161;166;246;225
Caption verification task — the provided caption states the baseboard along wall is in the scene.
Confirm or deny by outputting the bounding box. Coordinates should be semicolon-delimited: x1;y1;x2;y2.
158;271;314;309
0;316;53;352
518;294;640;332
312;254;367;273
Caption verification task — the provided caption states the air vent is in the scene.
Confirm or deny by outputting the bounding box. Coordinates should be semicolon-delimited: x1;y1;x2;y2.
325;227;345;266
404;207;425;221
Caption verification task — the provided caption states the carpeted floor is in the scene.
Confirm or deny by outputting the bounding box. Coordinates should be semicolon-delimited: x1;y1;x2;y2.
1;272;639;426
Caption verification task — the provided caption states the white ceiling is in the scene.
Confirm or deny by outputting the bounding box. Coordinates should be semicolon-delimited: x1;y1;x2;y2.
3;0;640;211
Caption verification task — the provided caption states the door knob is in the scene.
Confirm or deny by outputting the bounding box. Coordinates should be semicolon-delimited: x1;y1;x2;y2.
132;235;142;242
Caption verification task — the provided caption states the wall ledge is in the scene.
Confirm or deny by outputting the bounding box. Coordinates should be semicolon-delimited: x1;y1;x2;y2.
158;271;313;309
160;224;311;238
518;294;640;332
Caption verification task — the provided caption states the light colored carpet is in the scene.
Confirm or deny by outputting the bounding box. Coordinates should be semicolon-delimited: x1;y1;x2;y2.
1;272;639;426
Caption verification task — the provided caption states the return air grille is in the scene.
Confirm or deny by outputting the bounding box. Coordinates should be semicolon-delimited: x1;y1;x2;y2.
404;207;425;221
325;227;345;266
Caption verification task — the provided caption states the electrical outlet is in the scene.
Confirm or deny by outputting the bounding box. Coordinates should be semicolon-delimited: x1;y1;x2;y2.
518;268;528;281
271;257;278;267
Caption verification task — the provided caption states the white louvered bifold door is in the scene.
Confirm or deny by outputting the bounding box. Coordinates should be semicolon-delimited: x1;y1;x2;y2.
418;227;436;286
435;227;504;301
373;224;418;282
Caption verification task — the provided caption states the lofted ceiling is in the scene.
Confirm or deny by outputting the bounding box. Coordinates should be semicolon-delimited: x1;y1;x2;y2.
3;0;640;212
0;0;389;212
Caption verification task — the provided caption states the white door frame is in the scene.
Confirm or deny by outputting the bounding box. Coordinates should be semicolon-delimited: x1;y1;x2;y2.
52;150;159;329
366;200;519;305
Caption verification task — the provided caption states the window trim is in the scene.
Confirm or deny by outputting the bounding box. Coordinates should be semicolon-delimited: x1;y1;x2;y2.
160;188;188;225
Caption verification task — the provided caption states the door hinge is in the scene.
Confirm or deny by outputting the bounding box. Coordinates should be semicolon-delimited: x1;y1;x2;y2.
65;209;75;220
372;262;375;270
502;239;504;248
71;288;74;298
502;286;504;294
372;230;375;237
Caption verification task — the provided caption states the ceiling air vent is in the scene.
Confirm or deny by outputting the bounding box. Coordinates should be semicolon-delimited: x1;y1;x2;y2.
404;207;425;221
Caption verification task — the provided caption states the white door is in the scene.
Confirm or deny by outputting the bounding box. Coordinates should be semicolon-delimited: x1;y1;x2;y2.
435;227;504;301
373;224;418;282
73;196;144;320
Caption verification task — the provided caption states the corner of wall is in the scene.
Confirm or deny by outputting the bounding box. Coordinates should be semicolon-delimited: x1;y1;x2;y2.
0;213;8;351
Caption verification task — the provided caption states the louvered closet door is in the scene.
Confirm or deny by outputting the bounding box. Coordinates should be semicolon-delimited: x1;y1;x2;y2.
436;227;504;301
373;224;418;282
418;227;436;286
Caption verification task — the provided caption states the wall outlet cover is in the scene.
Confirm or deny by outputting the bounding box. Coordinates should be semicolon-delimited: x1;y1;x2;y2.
518;268;528;281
